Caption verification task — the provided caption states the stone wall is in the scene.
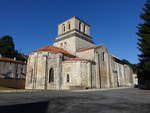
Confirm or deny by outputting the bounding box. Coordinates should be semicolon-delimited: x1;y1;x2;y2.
76;49;95;60
25;45;135;90
111;57;135;88
25;52;63;90
54;35;94;55
62;60;94;89
58;17;75;35
0;60;26;79
53;36;76;54
58;16;90;36
76;38;95;52
94;46;111;88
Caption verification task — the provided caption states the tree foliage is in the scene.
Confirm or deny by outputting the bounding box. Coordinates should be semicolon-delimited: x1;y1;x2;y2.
0;35;27;61
137;0;150;79
0;35;16;58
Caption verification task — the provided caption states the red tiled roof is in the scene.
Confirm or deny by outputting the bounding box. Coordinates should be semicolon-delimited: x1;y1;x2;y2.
33;45;75;57
65;58;95;63
77;44;103;52
0;57;25;64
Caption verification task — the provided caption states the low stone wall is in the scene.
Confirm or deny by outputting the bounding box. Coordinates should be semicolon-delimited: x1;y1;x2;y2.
0;78;25;89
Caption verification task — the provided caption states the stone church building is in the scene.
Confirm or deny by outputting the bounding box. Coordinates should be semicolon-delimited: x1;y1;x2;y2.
25;17;135;90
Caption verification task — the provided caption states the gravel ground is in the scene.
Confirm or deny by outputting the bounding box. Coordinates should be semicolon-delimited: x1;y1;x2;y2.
0;88;150;113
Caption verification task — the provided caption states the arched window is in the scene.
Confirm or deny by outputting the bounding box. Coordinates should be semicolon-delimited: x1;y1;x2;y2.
67;74;70;83
49;68;54;83
102;52;105;61
83;24;85;33
62;24;65;32
64;42;67;45
60;43;63;46
79;22;81;31
68;22;71;30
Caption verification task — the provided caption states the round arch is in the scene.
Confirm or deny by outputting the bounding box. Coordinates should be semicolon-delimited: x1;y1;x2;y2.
49;68;54;83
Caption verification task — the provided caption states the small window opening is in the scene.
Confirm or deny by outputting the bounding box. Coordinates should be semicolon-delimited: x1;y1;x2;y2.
83;24;85;33
68;23;71;30
79;22;81;31
49;68;54;83
67;74;70;83
62;24;65;32
60;43;63;46
102;52;105;61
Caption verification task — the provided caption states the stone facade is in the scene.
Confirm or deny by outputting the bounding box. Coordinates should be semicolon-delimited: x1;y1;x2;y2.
0;57;26;79
25;16;135;90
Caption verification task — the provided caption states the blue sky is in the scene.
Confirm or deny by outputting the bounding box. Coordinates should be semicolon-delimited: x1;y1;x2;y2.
0;0;146;64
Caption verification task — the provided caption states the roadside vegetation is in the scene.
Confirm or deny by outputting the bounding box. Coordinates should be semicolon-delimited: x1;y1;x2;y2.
136;0;150;89
0;35;27;61
0;86;16;90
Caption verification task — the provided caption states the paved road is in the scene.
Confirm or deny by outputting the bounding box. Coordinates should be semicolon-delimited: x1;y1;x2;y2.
0;88;150;113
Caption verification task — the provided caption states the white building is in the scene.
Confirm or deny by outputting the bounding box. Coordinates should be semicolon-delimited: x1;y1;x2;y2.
25;16;135;90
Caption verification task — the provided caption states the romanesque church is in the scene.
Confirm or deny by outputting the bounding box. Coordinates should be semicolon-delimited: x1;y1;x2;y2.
25;16;135;90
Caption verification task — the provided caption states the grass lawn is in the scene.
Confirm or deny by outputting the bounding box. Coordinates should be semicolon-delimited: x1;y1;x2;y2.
0;86;16;90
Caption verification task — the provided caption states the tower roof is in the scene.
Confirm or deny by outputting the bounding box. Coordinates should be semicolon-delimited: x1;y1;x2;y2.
58;16;90;26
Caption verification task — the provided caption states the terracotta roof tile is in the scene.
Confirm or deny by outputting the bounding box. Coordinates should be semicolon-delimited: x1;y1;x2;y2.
77;44;103;52
0;57;25;64
33;45;75;57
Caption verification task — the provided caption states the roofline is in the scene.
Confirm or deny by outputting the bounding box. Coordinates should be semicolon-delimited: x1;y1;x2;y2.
112;55;125;64
0;57;26;64
55;29;94;44
29;45;76;58
77;44;104;52
58;16;90;26
30;50;76;58
65;58;95;63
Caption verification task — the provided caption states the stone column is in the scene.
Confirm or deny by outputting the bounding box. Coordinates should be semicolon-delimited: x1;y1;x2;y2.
44;55;48;90
33;55;38;89
95;53;100;88
81;23;84;32
108;54;114;88
87;62;92;88
56;53;62;90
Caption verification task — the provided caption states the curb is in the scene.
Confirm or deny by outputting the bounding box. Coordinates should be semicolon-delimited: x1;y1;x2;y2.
0;87;132;93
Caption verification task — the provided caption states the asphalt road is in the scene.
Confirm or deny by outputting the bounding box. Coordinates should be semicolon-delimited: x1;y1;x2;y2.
0;88;150;113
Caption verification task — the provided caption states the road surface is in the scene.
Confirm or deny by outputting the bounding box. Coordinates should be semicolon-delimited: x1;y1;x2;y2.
0;88;150;113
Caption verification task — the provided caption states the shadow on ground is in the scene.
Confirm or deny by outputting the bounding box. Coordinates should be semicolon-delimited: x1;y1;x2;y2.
0;88;150;113
0;101;49;113
1;97;150;113
47;97;150;113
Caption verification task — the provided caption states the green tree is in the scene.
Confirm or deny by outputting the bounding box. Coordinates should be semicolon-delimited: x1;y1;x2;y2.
0;35;16;58
0;35;27;61
137;0;150;88
15;50;28;61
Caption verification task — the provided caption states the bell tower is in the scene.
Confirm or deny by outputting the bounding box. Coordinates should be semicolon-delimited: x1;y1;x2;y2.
53;16;95;54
